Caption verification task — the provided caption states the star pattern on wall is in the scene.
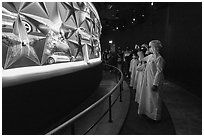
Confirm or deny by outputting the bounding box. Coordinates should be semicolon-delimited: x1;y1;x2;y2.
61;2;78;25
3;35;40;69
2;2;102;69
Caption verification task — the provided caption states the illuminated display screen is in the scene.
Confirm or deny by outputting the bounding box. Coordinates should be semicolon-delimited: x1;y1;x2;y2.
2;2;102;69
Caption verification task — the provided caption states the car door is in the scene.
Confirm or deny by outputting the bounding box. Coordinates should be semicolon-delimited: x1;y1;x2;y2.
57;52;70;62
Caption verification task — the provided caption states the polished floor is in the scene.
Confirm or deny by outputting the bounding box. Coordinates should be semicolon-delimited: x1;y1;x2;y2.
121;79;202;135
161;81;202;135
121;78;202;135
53;70;202;135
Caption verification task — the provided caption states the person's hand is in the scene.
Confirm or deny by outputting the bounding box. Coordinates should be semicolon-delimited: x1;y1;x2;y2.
152;85;158;92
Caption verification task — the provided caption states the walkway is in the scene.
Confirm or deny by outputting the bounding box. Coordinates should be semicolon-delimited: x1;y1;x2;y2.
120;78;202;135
162;81;202;134
119;79;176;135
50;70;130;134
50;71;202;135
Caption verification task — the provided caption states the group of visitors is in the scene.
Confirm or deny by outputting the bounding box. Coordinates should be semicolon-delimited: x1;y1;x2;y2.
102;40;165;121
102;46;132;76
129;40;165;121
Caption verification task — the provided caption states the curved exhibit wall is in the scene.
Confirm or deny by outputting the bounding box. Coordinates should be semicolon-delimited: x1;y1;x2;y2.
2;2;103;134
2;2;101;69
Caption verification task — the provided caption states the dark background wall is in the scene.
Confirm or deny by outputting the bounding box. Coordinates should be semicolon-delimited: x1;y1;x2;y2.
100;3;202;97
3;63;102;135
164;3;202;98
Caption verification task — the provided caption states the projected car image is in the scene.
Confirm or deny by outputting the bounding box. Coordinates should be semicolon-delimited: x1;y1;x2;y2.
2;2;102;69
47;52;74;64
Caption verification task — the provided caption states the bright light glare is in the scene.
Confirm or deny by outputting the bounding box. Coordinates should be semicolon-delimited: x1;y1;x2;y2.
2;58;101;88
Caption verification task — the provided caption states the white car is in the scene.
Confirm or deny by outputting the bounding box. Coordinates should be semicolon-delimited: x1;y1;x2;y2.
47;52;74;64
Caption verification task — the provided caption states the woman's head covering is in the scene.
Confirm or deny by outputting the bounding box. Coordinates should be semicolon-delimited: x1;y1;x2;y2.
149;40;162;49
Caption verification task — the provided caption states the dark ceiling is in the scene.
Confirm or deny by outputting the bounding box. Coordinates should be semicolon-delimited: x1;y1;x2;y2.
93;2;169;34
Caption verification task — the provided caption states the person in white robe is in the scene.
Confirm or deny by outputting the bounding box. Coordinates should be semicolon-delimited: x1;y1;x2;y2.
138;40;165;121
133;49;145;103
129;53;138;87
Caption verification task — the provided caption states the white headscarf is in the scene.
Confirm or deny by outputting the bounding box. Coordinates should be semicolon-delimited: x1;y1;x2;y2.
149;40;162;51
141;43;148;49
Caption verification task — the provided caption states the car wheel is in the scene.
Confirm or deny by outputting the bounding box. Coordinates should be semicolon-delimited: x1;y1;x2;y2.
48;57;55;64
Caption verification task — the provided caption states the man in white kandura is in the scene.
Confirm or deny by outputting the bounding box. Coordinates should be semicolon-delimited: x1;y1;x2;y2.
134;49;145;103
129;53;138;87
138;40;165;121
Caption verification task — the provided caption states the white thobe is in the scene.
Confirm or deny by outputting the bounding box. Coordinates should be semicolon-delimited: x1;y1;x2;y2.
129;59;138;87
138;54;165;120
134;60;145;103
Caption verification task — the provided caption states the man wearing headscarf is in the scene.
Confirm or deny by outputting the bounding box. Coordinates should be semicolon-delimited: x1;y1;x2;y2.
134;47;145;103
137;40;165;121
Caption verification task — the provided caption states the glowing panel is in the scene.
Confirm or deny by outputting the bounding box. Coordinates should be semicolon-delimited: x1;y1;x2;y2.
2;2;102;69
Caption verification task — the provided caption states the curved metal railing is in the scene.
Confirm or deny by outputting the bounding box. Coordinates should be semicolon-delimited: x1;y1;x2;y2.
46;64;124;135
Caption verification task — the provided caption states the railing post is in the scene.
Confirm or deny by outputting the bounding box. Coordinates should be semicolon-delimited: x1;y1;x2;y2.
108;95;112;122
121;79;123;90
71;123;75;135
119;83;122;102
